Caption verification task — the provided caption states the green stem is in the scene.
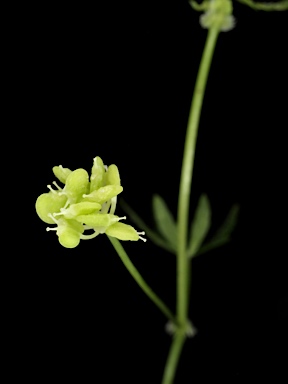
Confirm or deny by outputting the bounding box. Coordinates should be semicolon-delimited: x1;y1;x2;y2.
107;235;177;324
162;27;220;384
237;0;288;11
161;331;186;384
177;26;219;326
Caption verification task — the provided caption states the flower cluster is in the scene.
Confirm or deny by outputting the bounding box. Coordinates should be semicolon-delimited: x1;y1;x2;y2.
35;156;146;248
190;0;236;32
200;0;235;32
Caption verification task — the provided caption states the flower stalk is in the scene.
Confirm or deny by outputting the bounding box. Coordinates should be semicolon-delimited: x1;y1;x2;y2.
108;236;177;324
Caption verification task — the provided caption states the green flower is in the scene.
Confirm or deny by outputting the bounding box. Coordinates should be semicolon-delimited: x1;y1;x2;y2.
35;156;146;248
190;0;236;31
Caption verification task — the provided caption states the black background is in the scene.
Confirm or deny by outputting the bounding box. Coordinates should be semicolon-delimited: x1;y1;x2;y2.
13;1;288;382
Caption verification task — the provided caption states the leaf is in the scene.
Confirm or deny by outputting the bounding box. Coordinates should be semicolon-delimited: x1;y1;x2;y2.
213;204;239;239
120;199;176;254
195;204;240;257
152;194;177;251
187;194;211;259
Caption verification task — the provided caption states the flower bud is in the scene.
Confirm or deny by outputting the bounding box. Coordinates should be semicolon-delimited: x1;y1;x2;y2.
52;165;72;184
56;218;84;248
83;185;123;204
56;201;102;219
105;222;140;241
75;213;124;229
106;164;121;186
90;156;105;192
64;168;89;203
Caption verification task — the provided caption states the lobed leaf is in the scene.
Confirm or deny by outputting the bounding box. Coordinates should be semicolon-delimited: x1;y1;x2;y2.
195;204;240;257
152;194;177;251
120;199;176;253
187;194;211;259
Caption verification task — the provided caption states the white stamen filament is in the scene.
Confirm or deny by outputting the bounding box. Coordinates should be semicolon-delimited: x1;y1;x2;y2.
48;213;58;224
80;232;99;240
47;184;57;194
137;231;146;242
101;201;111;214
109;196;117;215
46;227;57;232
53;209;64;217
52;181;62;190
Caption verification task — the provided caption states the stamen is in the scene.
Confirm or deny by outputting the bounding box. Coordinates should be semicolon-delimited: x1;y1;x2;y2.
46;227;57;232
52;181;62;190
57;190;66;197
80;232;99;240
101;201;111;214
137;231;146;242
109;196;117;215
53;208;65;217
47;184;57;194
48;213;58;224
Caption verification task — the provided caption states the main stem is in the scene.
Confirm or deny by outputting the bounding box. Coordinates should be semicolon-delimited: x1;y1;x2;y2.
162;27;220;384
177;26;219;327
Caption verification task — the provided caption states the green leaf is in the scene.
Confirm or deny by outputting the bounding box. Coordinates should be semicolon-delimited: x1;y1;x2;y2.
196;204;240;257
187;194;211;259
152;194;177;251
120;199;176;254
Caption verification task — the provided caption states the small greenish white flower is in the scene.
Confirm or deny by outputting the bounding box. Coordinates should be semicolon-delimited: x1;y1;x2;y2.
165;320;198;338
36;156;146;248
190;0;236;31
